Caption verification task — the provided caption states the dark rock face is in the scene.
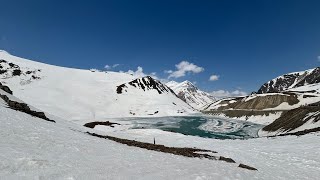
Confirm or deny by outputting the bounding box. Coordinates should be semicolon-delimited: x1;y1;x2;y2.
257;67;320;93
117;76;176;95
116;84;127;94
238;163;258;171
84;121;120;128
219;156;236;163
0;59;42;82
213;94;299;111
12;69;21;76
0;82;13;94
0;92;55;123
296;67;320;86
262;105;320;133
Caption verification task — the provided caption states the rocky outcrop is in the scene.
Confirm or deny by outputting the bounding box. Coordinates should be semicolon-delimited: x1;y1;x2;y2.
87;131;258;171
262;105;320;133
0;91;55;123
84;121;120;128
205;109;282;120
258;67;320;94
0;82;13;94
213;93;299;111
0;59;42;85
117;76;175;95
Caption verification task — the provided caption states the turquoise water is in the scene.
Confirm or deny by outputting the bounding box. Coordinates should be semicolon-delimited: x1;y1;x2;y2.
121;116;264;139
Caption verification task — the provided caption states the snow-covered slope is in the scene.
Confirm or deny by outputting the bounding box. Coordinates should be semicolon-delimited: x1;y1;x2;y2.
0;51;195;124
1;88;320;179
287;82;320;93
166;80;215;110
203;91;320;134
258;67;320;93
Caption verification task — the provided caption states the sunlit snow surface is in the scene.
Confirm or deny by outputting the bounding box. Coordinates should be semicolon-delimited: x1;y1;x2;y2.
1;93;320;179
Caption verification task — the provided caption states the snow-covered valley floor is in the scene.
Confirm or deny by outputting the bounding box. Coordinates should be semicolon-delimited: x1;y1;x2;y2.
1;100;320;180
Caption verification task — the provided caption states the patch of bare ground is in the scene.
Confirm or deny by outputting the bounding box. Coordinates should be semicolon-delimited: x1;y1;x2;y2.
86;132;258;171
214;93;299;111
204;109;282;119
0;86;55;123
239;163;258;171
84;121;120;128
263;106;320;133
268;127;320;137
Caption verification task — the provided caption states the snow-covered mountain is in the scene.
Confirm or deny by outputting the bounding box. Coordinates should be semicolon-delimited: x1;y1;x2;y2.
166;80;215;110
2;84;320;179
257;67;320;94
203;67;320;135
0;51;195;124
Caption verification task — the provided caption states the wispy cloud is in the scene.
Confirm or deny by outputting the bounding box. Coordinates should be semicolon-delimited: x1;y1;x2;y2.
209;74;219;81
317;56;320;61
125;66;157;79
105;63;121;70
166;61;204;79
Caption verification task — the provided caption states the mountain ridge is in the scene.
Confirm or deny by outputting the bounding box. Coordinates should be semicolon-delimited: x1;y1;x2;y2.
258;67;320;94
167;80;215;110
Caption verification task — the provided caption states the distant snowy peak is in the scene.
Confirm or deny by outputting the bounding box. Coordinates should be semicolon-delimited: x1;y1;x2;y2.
167;80;215;110
258;67;320;93
117;76;175;95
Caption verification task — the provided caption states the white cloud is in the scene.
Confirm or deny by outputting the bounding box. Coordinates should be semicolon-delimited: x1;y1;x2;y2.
210;90;247;99
209;74;219;81
125;66;157;79
317;56;320;61
104;65;111;69
112;64;120;68
104;64;121;70
164;70;173;74
167;61;204;79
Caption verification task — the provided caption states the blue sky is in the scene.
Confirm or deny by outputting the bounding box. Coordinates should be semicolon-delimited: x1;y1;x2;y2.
1;0;320;96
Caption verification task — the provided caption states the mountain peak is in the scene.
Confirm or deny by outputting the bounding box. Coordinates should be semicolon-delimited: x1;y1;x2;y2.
178;80;197;90
166;80;215;110
117;76;175;95
258;67;320;93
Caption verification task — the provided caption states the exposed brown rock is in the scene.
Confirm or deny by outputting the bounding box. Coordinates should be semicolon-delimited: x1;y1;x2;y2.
0;82;13;94
86;132;258;171
238;163;258;171
219;156;236;163
216;94;299;111
263;106;320;133
0;93;55;123
84;121;120;128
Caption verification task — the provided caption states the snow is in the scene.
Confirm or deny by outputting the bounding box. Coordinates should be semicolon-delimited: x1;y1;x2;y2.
1;50;320;179
243;93;290;102
0;99;245;179
207;111;283;125
1;95;320;179
288;82;320;93
0;52;195;124
104;128;320;180
259;111;320;136
263;94;320;111
292;112;320;133
166;80;215;110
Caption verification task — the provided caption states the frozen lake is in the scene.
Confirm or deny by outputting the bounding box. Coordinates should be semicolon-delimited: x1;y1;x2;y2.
115;116;264;139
